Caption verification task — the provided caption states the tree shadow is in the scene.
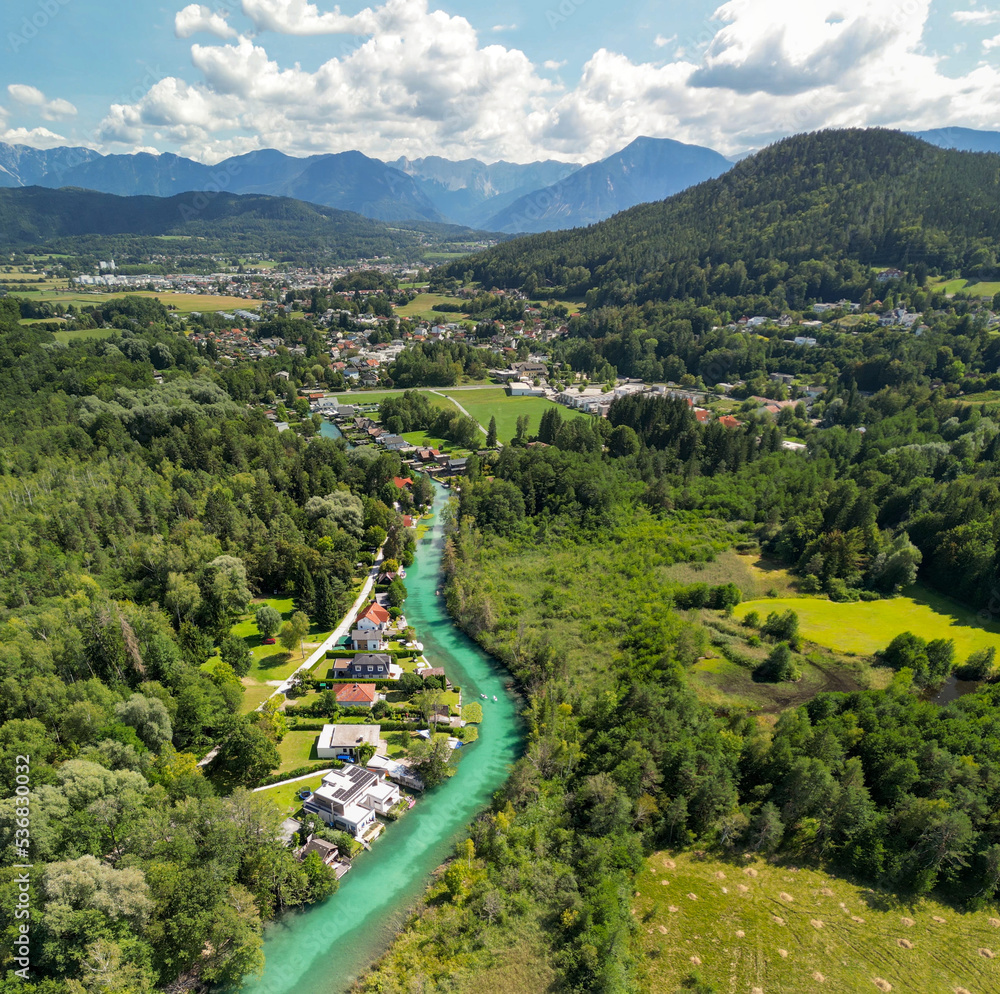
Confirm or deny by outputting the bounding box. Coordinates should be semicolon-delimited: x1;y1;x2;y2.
258;651;292;671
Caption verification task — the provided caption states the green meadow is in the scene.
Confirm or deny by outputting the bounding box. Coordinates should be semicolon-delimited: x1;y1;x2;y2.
437;387;589;443
734;584;1000;658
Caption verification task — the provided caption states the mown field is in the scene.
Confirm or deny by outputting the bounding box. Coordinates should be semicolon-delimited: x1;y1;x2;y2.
438;387;589;443
394;292;469;321
931;278;1000;298
634;851;1000;994
733;584;1000;659
13;289;259;313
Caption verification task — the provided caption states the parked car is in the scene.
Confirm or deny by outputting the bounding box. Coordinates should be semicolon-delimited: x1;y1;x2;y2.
262;637;276;645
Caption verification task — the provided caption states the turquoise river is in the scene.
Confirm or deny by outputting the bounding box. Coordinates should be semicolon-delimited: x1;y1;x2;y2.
240;478;522;993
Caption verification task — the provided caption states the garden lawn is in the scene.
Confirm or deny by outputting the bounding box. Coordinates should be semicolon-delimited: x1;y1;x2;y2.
259;773;329;817
634;850;1000;994
931;278;1000;297
275;730;321;772
734;583;1000;658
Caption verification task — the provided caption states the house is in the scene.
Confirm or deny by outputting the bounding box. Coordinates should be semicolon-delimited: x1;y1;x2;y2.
336;683;377;708
380;434;409;451
402;515;415;528
351;629;388;651
420;667;452;690
356;601;391;631
299;835;339;865
718;415;743;428
332;653;397;679
315;724;381;761
301;765;399;838
447;457;468;474
392;476;413;489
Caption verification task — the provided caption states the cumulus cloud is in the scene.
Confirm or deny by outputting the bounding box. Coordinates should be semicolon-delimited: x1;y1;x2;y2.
97;0;1000;162
240;0;378;35
175;4;239;39
1;126;68;147
7;84;77;120
953;9;1000;24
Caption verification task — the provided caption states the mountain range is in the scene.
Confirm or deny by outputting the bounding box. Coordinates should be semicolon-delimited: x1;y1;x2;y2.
2;127;1000;239
447;129;1000;304
0;137;736;233
0;186;453;262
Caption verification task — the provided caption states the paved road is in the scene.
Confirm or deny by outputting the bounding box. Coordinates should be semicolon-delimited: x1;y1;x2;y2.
197;548;384;768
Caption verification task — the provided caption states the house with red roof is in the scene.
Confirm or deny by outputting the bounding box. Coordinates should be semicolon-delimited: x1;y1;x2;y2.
392;476;413;489
718;415;743;428
336;683;377;708
357;600;391;632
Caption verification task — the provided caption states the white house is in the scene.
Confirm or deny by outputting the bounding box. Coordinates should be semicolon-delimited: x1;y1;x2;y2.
316;724;381;760
301;765;399;838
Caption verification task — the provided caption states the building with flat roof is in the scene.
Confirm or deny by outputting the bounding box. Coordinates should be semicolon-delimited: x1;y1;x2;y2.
316;724;380;760
301;765;399;838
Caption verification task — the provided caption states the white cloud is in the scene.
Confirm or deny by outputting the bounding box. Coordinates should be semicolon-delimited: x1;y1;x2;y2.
492;23;517;32
544;59;566;70
7;84;77;120
96;0;1000;163
953;9;1000;25
654;34;676;48
175;4;238;39
1;126;68;147
985;32;1000;48
240;0;378;35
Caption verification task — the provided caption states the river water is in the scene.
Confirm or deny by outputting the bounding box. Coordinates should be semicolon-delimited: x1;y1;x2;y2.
240;480;521;994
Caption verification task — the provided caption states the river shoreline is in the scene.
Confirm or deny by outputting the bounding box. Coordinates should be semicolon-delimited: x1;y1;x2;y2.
239;481;522;994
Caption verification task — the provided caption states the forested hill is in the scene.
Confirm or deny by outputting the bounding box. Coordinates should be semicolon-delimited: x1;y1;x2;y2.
445;129;1000;306
0;185;438;261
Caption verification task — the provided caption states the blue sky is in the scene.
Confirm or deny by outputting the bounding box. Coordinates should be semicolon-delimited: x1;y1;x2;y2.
4;0;1000;164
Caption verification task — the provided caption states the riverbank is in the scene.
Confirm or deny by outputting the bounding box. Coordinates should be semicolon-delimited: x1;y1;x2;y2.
239;484;522;994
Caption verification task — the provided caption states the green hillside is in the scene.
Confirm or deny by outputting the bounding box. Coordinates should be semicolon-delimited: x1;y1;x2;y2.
447;129;1000;307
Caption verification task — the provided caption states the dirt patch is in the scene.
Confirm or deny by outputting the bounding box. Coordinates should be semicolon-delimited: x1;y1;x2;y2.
777;948;788;958
715;871;726;880
901;916;915;927
897;939;913;949
956;988;972;994
687;893;698;900
873;980;892;992
668;905;679;913
819;888;834;897
752;988;764;994
735;930;745;938
933;916;946;924
744;867;759;877
979;948;994;959
657;925;668;934
660;880;669;886
779;892;795;902
772;915;785;925
810;920;825;929
852;916;866;923
738;884;750;893
990;917;1000;928
662;858;676;870
690;955;702;966
813;973;825;983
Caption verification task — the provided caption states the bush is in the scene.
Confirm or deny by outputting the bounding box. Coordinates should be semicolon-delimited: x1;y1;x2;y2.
761;609;799;647
742;610;760;628
753;642;801;683
955;645;996;681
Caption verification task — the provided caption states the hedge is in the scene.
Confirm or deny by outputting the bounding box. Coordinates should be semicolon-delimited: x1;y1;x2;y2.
256;760;342;788
286;719;423;732
325;649;417;659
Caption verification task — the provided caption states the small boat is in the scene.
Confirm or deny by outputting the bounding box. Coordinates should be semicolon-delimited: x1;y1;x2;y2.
480;693;487;699
492;695;498;702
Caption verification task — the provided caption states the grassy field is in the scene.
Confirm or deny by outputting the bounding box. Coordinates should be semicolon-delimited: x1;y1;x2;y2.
202;593;341;713
394;292;469;321
10;289;259;313
734;584;1000;659
634;850;1000;994
931;278;1000;298
438;387;590;443
665;551;800;601
52;328;118;343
